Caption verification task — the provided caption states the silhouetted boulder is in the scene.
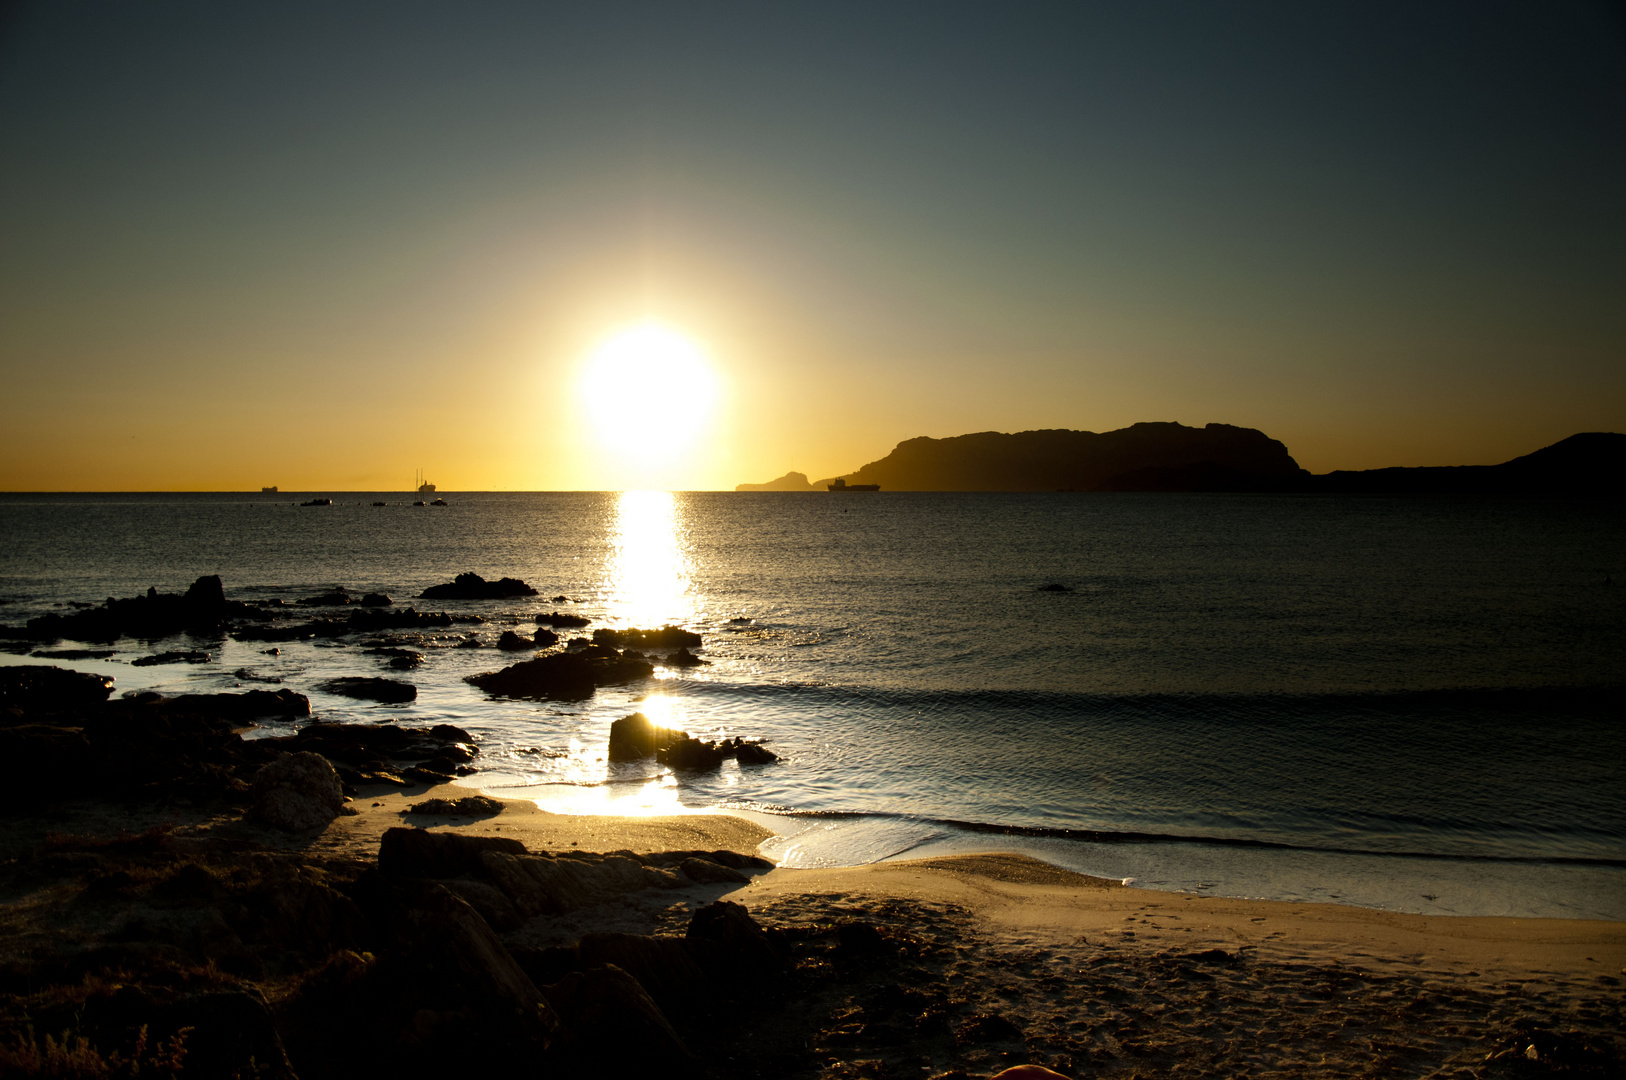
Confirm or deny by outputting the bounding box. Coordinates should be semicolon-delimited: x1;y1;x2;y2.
320;677;416;703
658;736;725;771
247;752;349;832
466;650;653;700
419;572;539;600
592;626;702;650
607;712;681;762
359;592;393;607
535;611;590;628
497;630;535;651
664;646;707;667
686;900;786;977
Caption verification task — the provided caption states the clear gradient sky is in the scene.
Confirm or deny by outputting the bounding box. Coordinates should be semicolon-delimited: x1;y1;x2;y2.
2;1;1622;491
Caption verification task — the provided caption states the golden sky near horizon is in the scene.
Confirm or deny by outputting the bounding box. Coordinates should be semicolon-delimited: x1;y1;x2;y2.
2;4;1622;491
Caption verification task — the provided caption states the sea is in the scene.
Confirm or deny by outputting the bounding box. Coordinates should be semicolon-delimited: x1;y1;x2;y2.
1;490;1622;920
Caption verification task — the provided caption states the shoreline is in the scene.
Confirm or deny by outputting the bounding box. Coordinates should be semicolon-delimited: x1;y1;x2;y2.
5;770;1625;1077
353;784;1626;978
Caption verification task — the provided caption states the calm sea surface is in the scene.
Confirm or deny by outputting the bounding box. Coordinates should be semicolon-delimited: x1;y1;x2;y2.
2;491;1622;918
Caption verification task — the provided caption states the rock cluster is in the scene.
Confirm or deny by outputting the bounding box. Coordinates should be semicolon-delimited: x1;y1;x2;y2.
607;711;778;770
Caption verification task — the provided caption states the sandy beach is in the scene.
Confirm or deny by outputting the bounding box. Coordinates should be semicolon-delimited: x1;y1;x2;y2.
4;758;1623;1077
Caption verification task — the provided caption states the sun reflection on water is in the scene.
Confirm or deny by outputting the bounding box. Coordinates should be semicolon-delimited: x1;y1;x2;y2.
606;490;695;630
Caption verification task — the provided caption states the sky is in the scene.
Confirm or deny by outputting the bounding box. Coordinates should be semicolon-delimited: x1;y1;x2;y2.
1;1;1622;490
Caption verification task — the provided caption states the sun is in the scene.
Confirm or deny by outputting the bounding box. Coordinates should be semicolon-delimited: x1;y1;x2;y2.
578;323;720;461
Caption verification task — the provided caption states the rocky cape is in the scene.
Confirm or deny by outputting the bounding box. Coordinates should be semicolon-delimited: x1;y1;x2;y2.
737;425;1625;495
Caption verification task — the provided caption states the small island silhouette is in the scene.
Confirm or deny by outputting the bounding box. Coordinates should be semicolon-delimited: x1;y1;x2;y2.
737;424;1624;495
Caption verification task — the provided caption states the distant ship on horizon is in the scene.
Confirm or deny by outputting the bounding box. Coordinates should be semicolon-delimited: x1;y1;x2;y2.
416;467;436;495
828;478;880;491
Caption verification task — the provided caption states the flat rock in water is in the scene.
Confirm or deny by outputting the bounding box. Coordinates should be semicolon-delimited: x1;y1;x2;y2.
535;611;590;628
467;649;653;700
591;625;702;650
320;677;417;703
132;649;211;666
418;572;539;600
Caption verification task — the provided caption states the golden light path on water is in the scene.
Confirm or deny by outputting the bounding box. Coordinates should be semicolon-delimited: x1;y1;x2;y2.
495;491;736;816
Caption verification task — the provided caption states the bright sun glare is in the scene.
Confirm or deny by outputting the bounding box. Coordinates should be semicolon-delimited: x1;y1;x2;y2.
579;323;719;461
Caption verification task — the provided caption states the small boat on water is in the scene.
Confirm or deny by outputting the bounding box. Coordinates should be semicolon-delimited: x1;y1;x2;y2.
430;498;448;506
301;497;332;506
827;478;880;491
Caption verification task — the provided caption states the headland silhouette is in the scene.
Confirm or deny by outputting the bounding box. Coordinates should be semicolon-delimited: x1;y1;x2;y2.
737;425;1625;495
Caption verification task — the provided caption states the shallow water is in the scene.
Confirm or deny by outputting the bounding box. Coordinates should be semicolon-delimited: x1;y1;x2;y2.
2;490;1622;918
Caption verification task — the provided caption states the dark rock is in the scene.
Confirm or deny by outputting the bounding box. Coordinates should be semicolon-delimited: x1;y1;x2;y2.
685;900;786;977
1037;583;1071;592
131;649;212;666
29;647;116;660
531;626;559;648
497;630;536;651
23;574;256;643
379;826;527;879
247;751;349;831
430;722;475;743
298;587;355;607
437;878;523;932
359;592;393;607
164;688;310;720
234;607;453;643
0;664;115;711
535;611;590;628
591;625;703;650
732;739;779;765
418;572;539;600
679;856;749;885
573;933;709;1013
384;886;562;1068
466;649;654;700
658;736;725;771
407;795;504;817
320;677;417;703
478;851;683;918
607;711;683;762
664;646;708;667
542;964;695;1074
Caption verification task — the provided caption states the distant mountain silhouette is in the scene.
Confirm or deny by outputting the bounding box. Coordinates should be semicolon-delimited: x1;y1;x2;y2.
1310;432;1626;494
808;423;1307;492
738;427;1624;495
735;471;817;492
